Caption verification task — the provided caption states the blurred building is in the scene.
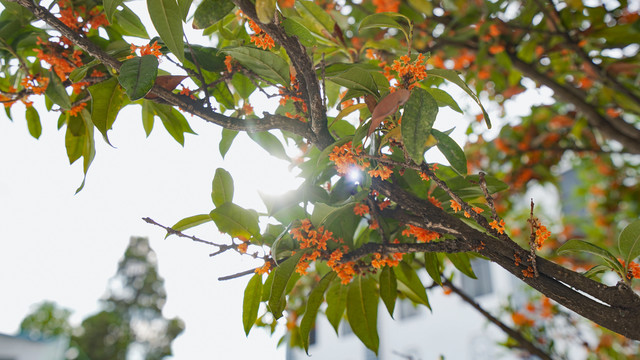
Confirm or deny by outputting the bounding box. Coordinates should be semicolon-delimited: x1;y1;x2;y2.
0;333;68;360
287;261;521;360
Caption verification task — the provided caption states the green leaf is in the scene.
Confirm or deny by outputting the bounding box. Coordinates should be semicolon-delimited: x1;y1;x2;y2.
424;87;463;113
211;168;234;206
154;104;195;145
256;0;276;23
113;5;149;38
359;13;409;41
282;18;316;46
45;72;71;110
141;100;154;136
118;55;158;101
147;0;184;61
166;214;211;239
300;272;336;353
262;270;275;301
185;45;227;72
247;131;290;161
582;264;611;279
103;0;124;22
447;253;476;279
327;67;379;96
402;87;438;164
346;276;379;354
243;273;263;335
88;78;125;145
69;59;101;83
558;239;624;274
426;69;491;128
219;128;238;158
296;0;335;34
221;46;290;85
231;73;256;99
177;0;193;21
619;219;640;267
379;266;397;317
268;251;305;319
394;261;430;308
325;281;348;334
432;129;467;175
25;106;41;139
192;0;235;29
424;252;442;285
209;203;259;240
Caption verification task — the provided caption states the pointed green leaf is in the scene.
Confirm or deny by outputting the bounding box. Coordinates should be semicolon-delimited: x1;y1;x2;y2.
25;106;41;139
118;55;158;101
219;128;238;158
243;273;263;335
268;251;305;319
359;13;409;41
558;239;624;274
166;214;212;239
327;67;379;96
177;0;194;21
221;46;290;85
231;73;256;99
209;203;259;240
424;87;463;113
379;266;397;317
447;253;476;279
346;276;379;354
282;18;316;46
619;219;640;267
247;131;290;161
75;109;96;193
147;0;184;61
325;281;348;334
300;272;336;352
402;87;438;164
394;261;430;308
211;168;234;206
296;0;335;33
432;129;467;175
185;45;227;72
88;78;125;145
192;0;235;29
69;59;101;83
424;252;442;285
103;0;124;22
45;72;71;110
256;0;276;23
113;5;150;38
426;69;491;128
261;270;275;302
141;100;154;136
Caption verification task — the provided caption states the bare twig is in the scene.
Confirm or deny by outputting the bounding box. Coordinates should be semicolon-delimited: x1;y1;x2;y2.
142;217;223;247
479;172;499;221
218;268;259;281
527;200;539;278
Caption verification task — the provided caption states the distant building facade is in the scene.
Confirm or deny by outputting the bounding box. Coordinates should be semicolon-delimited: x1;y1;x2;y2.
0;333;68;360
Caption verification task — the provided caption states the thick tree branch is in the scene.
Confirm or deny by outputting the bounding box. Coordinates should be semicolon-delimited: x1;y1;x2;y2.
372;178;640;340
231;0;335;149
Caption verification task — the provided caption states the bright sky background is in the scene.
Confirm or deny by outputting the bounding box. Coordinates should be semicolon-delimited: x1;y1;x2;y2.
0;2;560;359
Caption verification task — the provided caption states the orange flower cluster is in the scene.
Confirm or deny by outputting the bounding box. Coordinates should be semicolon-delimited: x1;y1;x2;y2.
329;141;370;175
390;54;428;89
373;0;400;13
528;217;551;250
402;224;441;243
277;0;295;7
68;102;87;116
248;20;275;50
128;41;162;59
370;252;403;269
280;74;307;117
367;164;393;180
450;200;484;218
353;203;370;216
255;261;272;275
237;241;249;254
57;0;108;33
20;75;49;96
511;312;535;327
34;37;82;82
489;219;506;234
224;55;235;73
619;259;640;280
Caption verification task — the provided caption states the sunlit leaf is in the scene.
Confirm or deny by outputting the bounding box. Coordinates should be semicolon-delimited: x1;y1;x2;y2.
209;203;259;240
243;273;263;335
300;272;336;352
346;276;379;354
401;87;438;164
211;168;234;206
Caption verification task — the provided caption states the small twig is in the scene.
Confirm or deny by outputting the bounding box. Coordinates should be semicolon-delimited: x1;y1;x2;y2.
181;38;213;109
479;172;498;221
142;217;223;247
218;268;259;281
443;278;553;360
527;200;539;278
0;38;29;74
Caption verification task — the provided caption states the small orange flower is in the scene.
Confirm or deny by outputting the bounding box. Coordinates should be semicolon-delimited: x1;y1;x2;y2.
372;0;400;13
224;55;234;73
68;102;87;116
255;261;271;275
353;203;370;216
450;200;461;213
402;224;440;243
248;20;275;50
489;44;505;55
490;219;506;234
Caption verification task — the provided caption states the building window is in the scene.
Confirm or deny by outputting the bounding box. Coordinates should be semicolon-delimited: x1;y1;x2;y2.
460;259;493;298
